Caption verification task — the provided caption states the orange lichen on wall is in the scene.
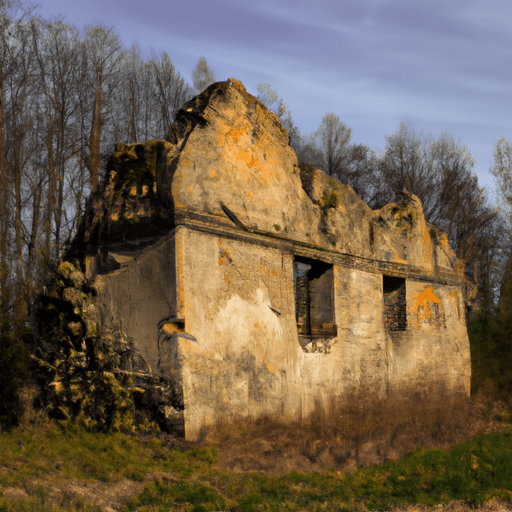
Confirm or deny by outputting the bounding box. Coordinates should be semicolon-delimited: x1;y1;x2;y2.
393;255;409;266
412;286;441;322
229;127;245;143
217;241;231;266
245;155;259;168
257;265;278;277
416;286;441;305
219;124;277;187
447;290;459;303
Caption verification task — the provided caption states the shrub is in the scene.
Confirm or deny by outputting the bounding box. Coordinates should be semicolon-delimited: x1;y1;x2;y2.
0;330;30;429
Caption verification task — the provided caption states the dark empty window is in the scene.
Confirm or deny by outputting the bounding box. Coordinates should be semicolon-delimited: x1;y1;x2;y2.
383;275;406;332
294;257;335;338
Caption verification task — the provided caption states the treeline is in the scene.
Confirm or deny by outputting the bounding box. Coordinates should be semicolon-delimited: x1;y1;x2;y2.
0;4;193;329
1;0;512;410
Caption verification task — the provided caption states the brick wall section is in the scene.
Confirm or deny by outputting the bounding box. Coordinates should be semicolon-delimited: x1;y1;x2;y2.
294;261;310;335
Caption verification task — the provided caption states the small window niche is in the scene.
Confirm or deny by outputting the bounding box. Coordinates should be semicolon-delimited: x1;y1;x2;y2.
294;256;336;352
383;275;407;332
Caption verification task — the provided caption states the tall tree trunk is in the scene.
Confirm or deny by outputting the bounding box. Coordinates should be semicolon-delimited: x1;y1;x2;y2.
13;150;24;324
54;159;65;257
45;122;55;261
26;175;41;300
89;77;101;193
0;79;9;328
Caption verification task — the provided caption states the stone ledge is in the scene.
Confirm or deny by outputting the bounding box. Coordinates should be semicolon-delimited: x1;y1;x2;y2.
174;210;465;288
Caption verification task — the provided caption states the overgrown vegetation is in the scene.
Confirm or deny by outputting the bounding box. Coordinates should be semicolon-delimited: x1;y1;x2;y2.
0;393;511;511
206;385;475;471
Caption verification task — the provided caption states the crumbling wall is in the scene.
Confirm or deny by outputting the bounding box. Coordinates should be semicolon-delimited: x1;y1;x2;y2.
157;227;302;439
151;225;469;440
34;79;471;439
93;236;179;372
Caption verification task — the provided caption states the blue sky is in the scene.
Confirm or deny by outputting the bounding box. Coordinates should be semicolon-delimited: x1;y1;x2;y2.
35;0;512;200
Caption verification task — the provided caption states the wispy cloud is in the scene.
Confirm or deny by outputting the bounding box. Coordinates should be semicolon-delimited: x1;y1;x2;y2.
37;0;511;192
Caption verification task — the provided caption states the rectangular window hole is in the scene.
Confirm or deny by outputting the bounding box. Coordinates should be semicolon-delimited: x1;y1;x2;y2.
383;275;406;332
294;256;336;339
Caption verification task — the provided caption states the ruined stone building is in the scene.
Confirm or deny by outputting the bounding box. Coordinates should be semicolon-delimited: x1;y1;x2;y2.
43;79;470;439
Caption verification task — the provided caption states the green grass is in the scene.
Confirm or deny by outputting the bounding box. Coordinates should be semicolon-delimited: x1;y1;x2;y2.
350;432;512;510
1;417;512;511
124;433;512;512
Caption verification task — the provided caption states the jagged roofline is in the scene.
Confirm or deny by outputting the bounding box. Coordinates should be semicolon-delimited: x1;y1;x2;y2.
67;79;288;261
166;78;290;147
66;78;462;280
175;82;425;222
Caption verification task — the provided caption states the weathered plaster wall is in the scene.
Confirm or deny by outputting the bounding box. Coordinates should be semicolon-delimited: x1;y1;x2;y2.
390;281;470;394
150;227;470;440
171;227;302;438
300;266;389;419
93;237;178;372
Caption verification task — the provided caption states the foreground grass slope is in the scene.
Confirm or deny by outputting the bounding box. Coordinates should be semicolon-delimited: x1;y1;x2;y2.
1;401;512;512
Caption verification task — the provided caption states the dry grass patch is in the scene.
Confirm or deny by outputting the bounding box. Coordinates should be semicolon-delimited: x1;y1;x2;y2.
205;385;485;473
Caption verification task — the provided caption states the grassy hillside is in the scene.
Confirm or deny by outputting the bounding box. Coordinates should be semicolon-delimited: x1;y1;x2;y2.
1;390;512;512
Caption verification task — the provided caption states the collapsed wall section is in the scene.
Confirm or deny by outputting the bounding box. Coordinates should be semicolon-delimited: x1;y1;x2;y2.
93;236;179;373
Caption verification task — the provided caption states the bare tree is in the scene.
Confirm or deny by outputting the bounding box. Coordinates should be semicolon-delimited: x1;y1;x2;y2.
314;112;352;177
379;120;428;198
491;137;512;219
151;51;192;136
31;18;83;261
473;213;510;311
254;82;303;153
83;25;122;193
0;4;197;330
119;43;143;143
192;56;216;93
0;11;40;322
0;1;29;326
378;123;497;303
0;8;12;325
255;82;279;111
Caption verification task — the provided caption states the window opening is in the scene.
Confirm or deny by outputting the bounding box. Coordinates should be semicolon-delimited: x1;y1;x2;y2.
294;257;336;350
383;275;406;332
